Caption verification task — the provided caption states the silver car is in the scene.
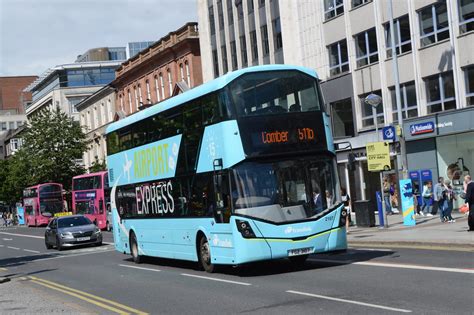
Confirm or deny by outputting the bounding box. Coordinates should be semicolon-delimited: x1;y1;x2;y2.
45;215;102;250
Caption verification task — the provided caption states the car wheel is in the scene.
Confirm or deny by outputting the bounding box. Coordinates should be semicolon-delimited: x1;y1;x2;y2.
198;235;216;273
130;232;142;264
289;254;309;267
56;236;63;251
45;239;52;249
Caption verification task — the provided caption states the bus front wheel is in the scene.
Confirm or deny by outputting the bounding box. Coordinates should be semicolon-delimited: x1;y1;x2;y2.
198;236;215;273
130;232;142;264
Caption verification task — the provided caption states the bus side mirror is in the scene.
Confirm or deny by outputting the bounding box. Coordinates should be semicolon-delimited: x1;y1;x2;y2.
348;153;356;172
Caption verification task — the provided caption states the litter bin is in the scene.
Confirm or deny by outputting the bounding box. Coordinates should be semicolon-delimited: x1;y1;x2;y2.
353;200;375;227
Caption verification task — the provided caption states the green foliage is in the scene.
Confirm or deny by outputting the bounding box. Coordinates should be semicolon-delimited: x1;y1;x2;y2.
1;108;90;203
89;158;107;173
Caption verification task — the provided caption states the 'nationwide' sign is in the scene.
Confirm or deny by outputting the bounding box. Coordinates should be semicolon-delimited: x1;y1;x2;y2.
410;122;435;136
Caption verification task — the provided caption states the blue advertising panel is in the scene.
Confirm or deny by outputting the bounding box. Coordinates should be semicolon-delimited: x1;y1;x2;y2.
382;126;395;141
376;191;384;227
16;207;25;225
409;170;422;208
420;169;433;206
400;179;416;226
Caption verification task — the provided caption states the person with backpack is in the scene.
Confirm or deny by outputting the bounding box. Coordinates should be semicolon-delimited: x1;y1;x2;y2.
443;180;456;223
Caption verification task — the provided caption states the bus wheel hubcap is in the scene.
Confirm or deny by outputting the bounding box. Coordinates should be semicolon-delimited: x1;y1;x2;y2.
201;242;210;264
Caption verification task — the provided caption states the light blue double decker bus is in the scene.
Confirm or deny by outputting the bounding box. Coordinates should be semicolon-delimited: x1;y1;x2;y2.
106;65;347;272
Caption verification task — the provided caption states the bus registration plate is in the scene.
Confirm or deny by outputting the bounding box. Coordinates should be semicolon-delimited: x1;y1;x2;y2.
288;247;313;257
77;237;90;241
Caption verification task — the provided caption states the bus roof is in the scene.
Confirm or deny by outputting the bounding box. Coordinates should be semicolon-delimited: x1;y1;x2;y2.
106;64;318;134
72;171;107;180
24;183;63;190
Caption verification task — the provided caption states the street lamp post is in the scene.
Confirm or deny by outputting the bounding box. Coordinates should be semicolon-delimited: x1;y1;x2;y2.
365;93;389;228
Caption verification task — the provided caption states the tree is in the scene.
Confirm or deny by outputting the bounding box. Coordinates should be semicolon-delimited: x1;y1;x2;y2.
1;149;33;204
89;157;107;173
21;107;90;191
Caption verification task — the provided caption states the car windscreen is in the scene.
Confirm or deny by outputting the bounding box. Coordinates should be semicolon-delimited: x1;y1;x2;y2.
58;216;92;228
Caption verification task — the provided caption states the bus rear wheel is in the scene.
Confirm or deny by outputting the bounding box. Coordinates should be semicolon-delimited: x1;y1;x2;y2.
130;232;142;264
198;236;216;273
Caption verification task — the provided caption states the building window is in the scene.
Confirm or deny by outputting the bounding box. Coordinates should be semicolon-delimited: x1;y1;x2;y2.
146;80;151;104
107;99;113;122
328;40;349;76
221;45;228;73
385;15;411;58
273;17;282;51
8;122;14;130
248;0;254;14
179;64;184;82
230;41;238;70
93;106;99;128
324;0;344;20
17;121;24;127
154;76;160;101
459;0;474;33
331;98;354;138
159;73;165;100
0;122;6;131
237;0;243;19
240;35;248;66
261;25;270;56
67;96;85;114
352;0;371;9
217;0;224;28
185;62;191;87
119;94;124;111
259;0;265;8
227;0;234;25
209;5;215;35
128;89;132;113
212;49;219;77
250;30;258;61
466;66;474;106
425;72;456;113
133;86;139;111
354;28;378;68
359;91;384;128
419;2;450;47
87;110;92;130
167;70;173;96
390;81;418;123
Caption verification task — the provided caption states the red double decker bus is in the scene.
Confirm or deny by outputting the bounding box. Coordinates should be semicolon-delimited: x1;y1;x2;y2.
23;183;65;227
72;171;110;230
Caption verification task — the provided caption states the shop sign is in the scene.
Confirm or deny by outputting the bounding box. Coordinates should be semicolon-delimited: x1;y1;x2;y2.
366;141;391;172
410;122;435;136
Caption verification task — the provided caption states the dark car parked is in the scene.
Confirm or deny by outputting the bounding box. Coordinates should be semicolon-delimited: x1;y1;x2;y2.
45;215;102;250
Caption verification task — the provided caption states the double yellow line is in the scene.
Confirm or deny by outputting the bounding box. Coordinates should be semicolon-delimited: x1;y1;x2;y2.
29;276;147;315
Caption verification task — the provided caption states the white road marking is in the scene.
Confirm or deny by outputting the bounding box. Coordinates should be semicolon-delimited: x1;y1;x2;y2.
0;244;4;247
23;249;41;254
181;273;252;286
2;238;12;241
353;261;474;274
7;246;20;250
351;248;393;252
0;232;43;239
119;264;161;272
286;290;412;313
308;259;474;274
1;249;115;267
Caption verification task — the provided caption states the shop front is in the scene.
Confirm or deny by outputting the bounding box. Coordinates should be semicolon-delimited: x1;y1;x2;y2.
404;108;474;210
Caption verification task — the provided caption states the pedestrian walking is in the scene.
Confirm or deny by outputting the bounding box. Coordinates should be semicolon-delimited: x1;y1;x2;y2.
383;177;393;215
341;187;352;232
420;181;433;216
443;180;456;223
464;177;474;231
432;177;445;217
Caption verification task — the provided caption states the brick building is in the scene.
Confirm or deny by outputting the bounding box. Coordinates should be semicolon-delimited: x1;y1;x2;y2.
112;22;203;116
0;76;37;114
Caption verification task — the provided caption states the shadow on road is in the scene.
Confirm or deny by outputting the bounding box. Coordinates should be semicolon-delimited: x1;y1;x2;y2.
122;248;395;277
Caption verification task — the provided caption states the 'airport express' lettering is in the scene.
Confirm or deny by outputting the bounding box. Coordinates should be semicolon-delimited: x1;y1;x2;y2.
134;143;169;179
136;181;174;215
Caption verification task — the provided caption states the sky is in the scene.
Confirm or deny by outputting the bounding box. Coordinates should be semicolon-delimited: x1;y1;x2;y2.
0;0;198;76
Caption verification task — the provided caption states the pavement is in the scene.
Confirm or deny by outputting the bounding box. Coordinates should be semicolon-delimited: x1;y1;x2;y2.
348;210;474;251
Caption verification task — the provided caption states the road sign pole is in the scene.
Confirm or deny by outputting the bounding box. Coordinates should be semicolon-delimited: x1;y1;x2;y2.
373;107;388;228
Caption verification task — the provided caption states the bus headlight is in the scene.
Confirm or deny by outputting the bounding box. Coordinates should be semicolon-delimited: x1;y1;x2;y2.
236;220;256;238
